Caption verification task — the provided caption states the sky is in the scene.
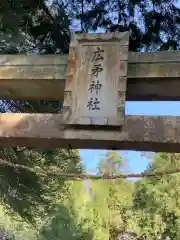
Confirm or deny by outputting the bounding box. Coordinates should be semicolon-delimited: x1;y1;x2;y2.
80;101;180;175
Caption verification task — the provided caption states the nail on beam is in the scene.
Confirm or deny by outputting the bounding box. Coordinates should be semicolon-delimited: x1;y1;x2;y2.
0;113;179;152
1;51;180;101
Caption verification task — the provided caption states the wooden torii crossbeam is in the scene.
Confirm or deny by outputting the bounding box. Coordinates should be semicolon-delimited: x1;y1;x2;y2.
2;51;180;101
0;32;180;152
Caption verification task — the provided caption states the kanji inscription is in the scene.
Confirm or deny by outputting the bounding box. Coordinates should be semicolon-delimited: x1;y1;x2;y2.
86;46;104;111
64;32;129;126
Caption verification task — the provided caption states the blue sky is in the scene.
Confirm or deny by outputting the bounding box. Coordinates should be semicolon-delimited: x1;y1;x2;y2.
80;101;180;175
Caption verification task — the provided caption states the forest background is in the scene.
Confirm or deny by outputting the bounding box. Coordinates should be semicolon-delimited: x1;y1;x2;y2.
1;0;180;239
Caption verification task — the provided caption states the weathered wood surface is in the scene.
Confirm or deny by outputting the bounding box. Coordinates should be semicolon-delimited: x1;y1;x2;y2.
0;113;179;152
63;32;129;126
0;55;67;100
1;51;180;100
127;51;180;100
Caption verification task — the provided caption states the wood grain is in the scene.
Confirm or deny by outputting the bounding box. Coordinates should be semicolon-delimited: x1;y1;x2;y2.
0;113;179;152
1;50;180;100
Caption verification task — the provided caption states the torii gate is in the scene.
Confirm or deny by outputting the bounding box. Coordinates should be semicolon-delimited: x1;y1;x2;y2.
0;32;180;153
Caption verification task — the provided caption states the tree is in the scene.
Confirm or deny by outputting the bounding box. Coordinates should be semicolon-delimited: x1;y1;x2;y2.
132;153;180;239
40;204;93;240
70;0;180;51
1;0;180;54
1;0;180;237
0;148;83;223
98;151;134;239
0;0;73;223
0;0;70;54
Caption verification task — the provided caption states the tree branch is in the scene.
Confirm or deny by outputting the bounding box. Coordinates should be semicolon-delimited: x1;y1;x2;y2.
81;0;84;32
39;0;69;38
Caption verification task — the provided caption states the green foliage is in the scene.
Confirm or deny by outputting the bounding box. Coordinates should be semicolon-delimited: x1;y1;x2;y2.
132;153;180;239
0;151;180;239
0;148;82;223
1;0;180;239
40;180;109;240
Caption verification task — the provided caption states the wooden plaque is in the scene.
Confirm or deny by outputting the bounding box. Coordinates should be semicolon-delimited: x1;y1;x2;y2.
63;32;129;126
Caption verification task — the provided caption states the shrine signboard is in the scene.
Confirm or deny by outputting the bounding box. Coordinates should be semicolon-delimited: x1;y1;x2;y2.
63;32;129;126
